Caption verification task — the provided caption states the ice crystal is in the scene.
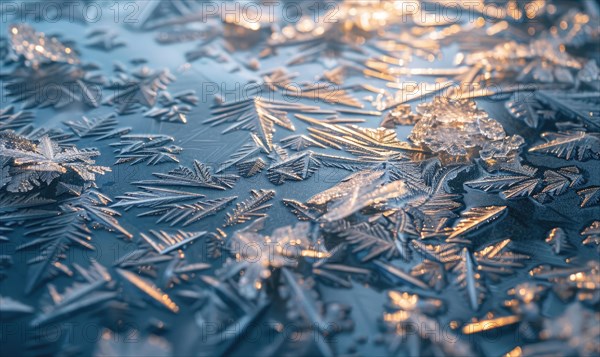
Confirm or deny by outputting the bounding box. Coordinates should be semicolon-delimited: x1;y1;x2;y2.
144;90;198;123
85;29;126;52
216;135;268;176
505;94;555;129
530;261;599;303
0;106;34;131
31;260;114;326
282;199;324;222
466;165;584;202
0;296;33;317
545;228;574;256
63;113;129;140
279;269;353;354
529;131;600;161
380;104;421;128
148;196;237;227
9;24;79;67
266;148;322;185
1;2;599;356
341;222;411;262
474;239;530;278
103;65;175;114
206;97;319;151
16;124;76;145
447;205;507;241
463;37;583;86
117;268;179;313
225;222;326;299
140;230;206;255
452;247;487;310
297;114;417;159
373;260;430;290
383;290;473;356
112;186;204;211
0;132;110;193
16;190;130;293
581;221;600;252
1;62;105;109
135;160;238;190
536;91;600;129
410;260;446;291
111;134;182;165
322;180;411;222
307;170;387;206
224;189;275;227
535;303;600;356
279;134;327;151
409;97;523;161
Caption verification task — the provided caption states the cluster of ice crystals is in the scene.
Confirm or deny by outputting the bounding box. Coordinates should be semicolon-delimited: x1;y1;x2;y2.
409;97;522;160
9;24;79;67
480;135;525;161
229;222;326;299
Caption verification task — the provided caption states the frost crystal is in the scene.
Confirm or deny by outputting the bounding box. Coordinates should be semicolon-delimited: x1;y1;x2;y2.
2;2;600;356
2;63;105;109
409;97;523;161
226;222;327;299
0;132;109;192
9;24;79;67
